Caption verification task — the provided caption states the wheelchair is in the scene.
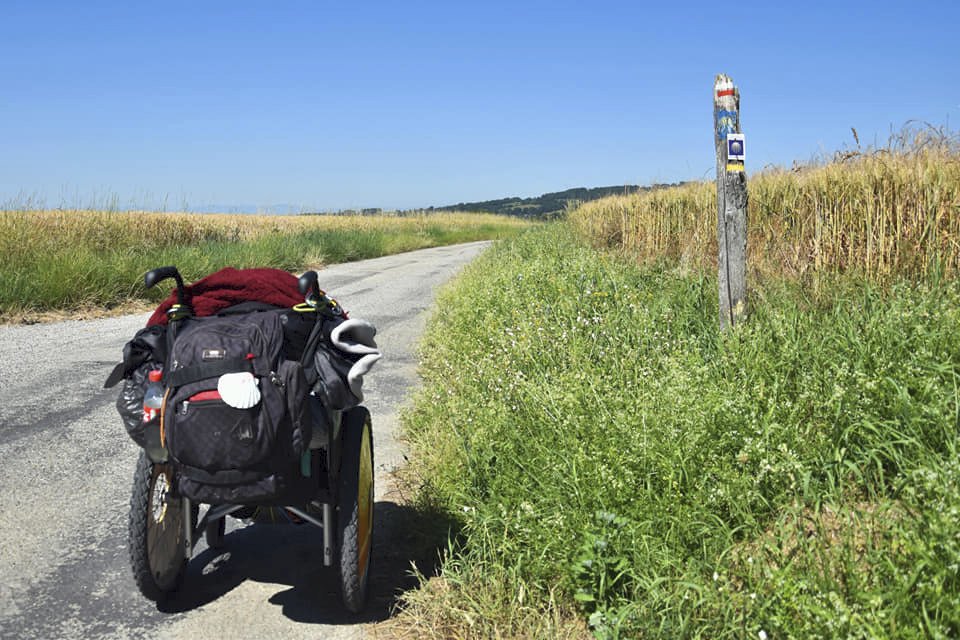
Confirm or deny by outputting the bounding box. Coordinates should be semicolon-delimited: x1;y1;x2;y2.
123;267;374;613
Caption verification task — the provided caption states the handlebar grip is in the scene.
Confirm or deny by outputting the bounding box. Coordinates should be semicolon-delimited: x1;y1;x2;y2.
144;266;180;290
299;271;319;297
144;266;187;306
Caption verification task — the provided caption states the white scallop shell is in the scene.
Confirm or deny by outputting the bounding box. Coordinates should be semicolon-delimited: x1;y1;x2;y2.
218;372;261;409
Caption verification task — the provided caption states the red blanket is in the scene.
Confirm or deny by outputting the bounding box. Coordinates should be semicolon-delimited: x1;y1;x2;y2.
147;267;304;326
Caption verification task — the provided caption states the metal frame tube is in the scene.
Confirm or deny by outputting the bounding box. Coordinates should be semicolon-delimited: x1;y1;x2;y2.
284;506;324;529
284;505;334;566
192;504;245;545
183;497;193;558
323;504;334;567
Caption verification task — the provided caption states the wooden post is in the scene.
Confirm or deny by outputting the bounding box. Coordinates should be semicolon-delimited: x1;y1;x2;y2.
713;74;747;330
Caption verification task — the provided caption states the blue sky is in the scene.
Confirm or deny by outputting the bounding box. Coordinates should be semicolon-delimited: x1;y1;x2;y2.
1;1;957;212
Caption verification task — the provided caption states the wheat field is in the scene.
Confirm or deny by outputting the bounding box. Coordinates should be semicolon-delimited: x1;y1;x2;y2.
0;210;532;317
570;129;960;283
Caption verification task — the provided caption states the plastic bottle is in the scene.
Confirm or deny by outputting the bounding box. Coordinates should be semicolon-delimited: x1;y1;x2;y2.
143;370;164;422
142;369;168;462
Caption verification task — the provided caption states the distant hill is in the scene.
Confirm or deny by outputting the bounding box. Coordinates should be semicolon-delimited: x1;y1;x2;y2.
429;183;685;219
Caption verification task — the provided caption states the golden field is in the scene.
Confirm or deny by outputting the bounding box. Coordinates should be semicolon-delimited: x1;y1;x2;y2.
0;210;533;318
0;209;530;257
570;131;960;283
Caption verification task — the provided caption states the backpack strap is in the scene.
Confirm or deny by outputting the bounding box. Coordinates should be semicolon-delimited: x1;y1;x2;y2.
299;304;347;368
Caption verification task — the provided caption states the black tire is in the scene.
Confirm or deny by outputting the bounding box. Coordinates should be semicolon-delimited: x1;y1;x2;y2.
337;406;374;613
205;515;225;549
128;451;188;601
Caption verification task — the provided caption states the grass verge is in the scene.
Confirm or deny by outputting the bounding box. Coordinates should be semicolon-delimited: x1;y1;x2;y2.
397;223;960;638
0;210;532;319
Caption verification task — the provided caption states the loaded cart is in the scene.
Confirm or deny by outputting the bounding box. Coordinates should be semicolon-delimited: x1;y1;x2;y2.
105;266;381;612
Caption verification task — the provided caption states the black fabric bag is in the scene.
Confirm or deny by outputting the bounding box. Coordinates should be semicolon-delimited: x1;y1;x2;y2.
110;294;365;504
163;310;313;504
293;309;363;410
104;324;166;390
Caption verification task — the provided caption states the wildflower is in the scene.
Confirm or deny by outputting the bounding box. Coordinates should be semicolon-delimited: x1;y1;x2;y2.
713;571;719;581
759;631;767;640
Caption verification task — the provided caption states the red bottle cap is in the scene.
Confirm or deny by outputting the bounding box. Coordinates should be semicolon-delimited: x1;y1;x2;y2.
148;370;163;382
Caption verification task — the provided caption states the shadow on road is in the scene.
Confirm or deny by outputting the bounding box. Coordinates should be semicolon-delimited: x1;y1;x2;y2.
156;500;457;625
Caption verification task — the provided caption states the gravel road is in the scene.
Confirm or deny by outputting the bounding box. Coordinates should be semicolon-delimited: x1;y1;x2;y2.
0;241;490;640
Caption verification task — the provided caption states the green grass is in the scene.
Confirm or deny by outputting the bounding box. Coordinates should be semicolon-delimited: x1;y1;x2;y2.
398;224;960;638
0;210;532;317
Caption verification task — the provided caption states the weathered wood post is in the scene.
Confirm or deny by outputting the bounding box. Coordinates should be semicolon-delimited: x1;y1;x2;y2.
713;74;747;330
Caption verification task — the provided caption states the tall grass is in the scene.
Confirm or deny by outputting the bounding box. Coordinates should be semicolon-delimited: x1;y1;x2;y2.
570;127;960;283
0;210;531;317
398;225;960;638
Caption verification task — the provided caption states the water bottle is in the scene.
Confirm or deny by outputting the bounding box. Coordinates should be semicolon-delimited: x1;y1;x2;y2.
143;370;164;421
142;369;168;462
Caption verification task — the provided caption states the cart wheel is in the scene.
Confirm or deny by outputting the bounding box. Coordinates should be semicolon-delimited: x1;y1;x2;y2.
205;516;226;549
128;450;187;601
337;406;374;613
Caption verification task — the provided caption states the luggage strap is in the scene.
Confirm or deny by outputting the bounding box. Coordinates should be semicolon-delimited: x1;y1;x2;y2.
165;357;254;387
178;464;268;486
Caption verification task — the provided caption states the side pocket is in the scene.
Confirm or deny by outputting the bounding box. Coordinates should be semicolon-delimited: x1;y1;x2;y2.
167;392;273;472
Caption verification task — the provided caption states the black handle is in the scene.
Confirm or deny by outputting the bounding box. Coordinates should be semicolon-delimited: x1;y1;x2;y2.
144;266;186;306
299;270;320;299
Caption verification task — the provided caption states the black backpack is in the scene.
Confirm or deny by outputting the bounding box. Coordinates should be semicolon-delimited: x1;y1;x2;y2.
162;309;313;504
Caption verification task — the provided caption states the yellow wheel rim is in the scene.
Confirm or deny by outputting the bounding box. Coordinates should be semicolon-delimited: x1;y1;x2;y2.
357;424;373;577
